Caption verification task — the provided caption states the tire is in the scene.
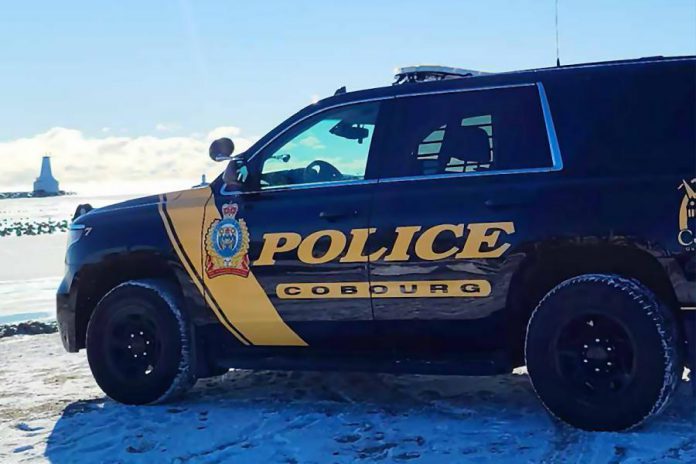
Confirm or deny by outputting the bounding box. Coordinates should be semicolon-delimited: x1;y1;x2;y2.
525;274;681;431
86;279;196;404
201;366;230;379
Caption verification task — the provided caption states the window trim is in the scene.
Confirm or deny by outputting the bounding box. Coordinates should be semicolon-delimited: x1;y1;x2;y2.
221;177;378;195
221;82;562;196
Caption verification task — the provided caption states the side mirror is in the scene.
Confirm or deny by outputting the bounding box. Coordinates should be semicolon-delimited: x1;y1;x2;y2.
209;137;235;162
270;153;291;163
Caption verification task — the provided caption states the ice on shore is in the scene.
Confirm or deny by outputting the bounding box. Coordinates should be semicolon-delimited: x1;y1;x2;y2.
0;194;137;324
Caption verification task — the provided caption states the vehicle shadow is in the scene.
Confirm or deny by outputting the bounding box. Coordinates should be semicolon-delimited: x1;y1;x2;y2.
44;370;695;463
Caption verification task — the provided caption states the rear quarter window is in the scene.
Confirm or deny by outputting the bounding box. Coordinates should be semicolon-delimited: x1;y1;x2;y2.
541;62;696;177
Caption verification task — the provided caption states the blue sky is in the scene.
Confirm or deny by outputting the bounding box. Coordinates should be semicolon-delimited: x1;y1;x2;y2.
0;0;694;192
2;0;695;139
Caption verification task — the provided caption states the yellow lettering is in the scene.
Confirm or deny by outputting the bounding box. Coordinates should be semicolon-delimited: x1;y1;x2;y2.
456;222;515;259
414;224;464;261
297;230;347;264
384;226;422;261
256;222;516;266
254;232;302;266
340;228;387;263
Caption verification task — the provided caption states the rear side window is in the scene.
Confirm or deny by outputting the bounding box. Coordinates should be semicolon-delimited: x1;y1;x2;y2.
416;114;495;174
381;85;553;178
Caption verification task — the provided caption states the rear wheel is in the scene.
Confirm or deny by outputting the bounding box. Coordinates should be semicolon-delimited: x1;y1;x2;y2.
525;274;681;431
86;279;196;404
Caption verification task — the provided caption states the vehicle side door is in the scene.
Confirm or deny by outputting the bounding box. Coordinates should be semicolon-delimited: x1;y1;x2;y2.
205;101;387;352
368;83;561;357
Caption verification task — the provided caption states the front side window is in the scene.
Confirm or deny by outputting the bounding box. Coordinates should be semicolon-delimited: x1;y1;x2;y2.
259;102;380;189
381;85;553;179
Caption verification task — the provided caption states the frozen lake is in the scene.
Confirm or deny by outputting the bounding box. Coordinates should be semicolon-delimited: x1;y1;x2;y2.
0;194;138;324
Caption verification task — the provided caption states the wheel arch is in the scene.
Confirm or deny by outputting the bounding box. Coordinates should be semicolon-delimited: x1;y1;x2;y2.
73;251;198;350
505;242;681;366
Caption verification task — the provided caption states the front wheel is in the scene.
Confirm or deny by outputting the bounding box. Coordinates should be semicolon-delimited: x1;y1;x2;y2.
86;279;196;404
525;274;681;431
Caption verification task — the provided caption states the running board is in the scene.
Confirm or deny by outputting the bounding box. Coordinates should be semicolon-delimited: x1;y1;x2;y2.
213;350;512;376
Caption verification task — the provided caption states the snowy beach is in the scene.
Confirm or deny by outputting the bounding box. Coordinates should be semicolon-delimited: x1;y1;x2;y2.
0;333;694;463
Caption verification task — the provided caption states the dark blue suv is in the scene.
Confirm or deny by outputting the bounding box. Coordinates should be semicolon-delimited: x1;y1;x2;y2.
58;56;696;431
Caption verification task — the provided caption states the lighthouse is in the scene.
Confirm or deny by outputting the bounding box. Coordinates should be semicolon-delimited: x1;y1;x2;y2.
33;155;60;195
192;174;209;188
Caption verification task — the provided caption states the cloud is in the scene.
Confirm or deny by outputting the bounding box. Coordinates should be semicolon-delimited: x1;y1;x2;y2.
206;126;242;141
0;127;256;194
155;123;181;132
298;134;325;150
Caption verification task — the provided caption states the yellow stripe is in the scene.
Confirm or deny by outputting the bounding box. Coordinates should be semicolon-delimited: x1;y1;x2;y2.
277;280;492;299
157;195;250;345
159;188;307;347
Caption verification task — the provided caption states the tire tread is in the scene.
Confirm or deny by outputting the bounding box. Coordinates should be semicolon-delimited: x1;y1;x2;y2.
525;273;681;430
86;279;196;404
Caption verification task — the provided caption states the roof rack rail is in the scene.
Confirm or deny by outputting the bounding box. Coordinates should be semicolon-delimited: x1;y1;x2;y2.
393;65;490;85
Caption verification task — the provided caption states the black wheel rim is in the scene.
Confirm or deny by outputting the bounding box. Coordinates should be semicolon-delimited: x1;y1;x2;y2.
555;313;636;396
105;306;162;382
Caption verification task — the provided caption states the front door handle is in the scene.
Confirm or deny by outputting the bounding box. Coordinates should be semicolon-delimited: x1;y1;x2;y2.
319;209;359;221
484;192;536;209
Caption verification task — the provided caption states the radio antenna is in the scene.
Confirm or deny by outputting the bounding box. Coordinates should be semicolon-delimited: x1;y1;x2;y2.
555;0;561;67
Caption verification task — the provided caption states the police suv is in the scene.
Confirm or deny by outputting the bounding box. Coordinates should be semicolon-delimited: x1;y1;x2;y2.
58;57;696;431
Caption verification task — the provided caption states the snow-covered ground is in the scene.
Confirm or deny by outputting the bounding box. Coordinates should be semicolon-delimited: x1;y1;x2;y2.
0;235;64;324
0;333;694;463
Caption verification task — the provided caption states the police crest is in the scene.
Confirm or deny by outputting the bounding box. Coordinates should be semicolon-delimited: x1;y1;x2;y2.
205;203;250;278
678;179;696;250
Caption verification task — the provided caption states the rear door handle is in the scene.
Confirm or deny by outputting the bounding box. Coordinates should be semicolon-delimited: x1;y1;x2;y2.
319;209;359;221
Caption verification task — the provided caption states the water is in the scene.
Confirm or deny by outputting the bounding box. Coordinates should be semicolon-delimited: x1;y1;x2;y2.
0;193;135;223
